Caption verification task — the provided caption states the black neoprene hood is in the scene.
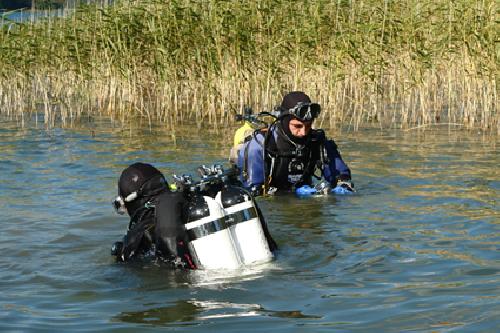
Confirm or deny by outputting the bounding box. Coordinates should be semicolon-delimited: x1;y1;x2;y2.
280;91;311;112
118;162;164;198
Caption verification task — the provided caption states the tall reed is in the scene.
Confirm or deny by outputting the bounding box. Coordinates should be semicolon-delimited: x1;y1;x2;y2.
0;0;497;133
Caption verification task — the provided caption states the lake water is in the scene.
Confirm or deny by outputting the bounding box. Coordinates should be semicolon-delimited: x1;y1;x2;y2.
0;117;498;332
1;9;67;24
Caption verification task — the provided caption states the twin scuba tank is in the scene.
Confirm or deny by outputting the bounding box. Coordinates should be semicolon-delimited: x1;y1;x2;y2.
176;107;277;270
178;169;274;270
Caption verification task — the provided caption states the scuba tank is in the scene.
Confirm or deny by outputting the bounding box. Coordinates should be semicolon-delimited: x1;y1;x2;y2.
233;121;255;148
229;121;255;164
184;193;242;270
229;107;278;164
230;109;258;165
216;187;273;265
176;164;275;269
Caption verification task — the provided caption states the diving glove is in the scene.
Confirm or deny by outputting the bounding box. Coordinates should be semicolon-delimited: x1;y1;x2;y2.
333;180;355;193
111;241;123;257
314;181;331;195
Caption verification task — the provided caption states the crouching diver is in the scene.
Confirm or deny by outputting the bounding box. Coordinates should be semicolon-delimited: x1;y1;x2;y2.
110;162;196;268
111;162;277;269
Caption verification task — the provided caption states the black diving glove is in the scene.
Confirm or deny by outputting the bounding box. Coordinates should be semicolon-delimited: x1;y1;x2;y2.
111;241;123;257
336;175;355;192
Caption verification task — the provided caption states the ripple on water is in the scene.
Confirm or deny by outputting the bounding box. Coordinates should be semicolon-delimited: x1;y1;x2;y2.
1;122;499;332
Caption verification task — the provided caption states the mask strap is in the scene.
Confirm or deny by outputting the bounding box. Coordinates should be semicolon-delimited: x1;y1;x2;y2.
124;191;138;202
113;196;127;215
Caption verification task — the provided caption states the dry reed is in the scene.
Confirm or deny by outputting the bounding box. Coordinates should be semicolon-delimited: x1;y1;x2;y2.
0;0;497;134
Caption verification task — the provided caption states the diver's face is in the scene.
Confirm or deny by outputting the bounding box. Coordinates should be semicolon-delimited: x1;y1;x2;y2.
289;118;312;138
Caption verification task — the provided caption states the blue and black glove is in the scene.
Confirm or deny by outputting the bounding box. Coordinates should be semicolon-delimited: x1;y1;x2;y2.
334;175;354;193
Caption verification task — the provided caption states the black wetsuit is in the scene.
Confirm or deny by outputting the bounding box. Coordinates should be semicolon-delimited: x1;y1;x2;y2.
113;191;196;269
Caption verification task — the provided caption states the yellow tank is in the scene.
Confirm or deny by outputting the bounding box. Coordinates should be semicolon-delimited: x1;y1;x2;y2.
233;121;255;147
229;121;257;164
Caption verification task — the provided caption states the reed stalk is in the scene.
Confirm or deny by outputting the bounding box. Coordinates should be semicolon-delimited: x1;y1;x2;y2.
0;0;497;134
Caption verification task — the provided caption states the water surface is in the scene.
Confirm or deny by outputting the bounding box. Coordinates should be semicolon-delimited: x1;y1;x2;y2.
0;117;498;332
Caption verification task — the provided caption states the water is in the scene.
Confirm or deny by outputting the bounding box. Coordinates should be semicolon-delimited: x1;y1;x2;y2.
0;117;498;332
1;9;67;23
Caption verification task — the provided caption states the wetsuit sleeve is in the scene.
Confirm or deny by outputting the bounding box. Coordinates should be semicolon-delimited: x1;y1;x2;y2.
237;133;266;189
114;215;155;262
322;139;351;184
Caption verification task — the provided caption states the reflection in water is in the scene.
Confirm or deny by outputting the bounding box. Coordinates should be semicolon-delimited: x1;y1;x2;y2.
113;301;201;325
113;299;321;326
186;262;280;288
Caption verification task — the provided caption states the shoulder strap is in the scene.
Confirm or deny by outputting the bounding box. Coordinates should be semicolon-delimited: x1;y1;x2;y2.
263;123;278;192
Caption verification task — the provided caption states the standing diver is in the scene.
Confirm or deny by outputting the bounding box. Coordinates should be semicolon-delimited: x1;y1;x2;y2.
110;162;277;268
237;91;353;195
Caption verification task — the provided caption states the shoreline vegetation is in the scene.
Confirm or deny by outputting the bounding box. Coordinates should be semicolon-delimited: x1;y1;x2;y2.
0;0;497;133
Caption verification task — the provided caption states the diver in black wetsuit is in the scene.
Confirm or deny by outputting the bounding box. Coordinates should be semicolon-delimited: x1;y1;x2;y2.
237;91;353;195
110;162;277;269
110;162;196;268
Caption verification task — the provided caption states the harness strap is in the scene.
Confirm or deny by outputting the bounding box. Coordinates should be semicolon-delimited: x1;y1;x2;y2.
263;122;279;195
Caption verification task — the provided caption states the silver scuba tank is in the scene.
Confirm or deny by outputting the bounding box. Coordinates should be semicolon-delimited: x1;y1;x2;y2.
216;187;274;265
184;194;242;269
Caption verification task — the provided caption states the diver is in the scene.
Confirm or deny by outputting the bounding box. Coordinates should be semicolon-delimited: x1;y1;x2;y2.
110;162;277;269
236;91;353;195
110;162;196;268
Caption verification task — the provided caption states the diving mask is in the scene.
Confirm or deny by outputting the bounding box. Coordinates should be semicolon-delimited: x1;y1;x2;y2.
112;191;138;215
284;102;321;121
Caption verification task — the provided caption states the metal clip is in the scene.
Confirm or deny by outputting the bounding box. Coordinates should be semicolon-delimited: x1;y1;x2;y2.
267;187;278;195
144;201;155;209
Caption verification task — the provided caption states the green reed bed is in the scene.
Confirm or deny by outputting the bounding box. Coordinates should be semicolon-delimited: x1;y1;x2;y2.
0;0;497;132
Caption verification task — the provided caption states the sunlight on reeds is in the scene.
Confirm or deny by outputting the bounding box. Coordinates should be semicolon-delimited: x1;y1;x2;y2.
0;0;497;133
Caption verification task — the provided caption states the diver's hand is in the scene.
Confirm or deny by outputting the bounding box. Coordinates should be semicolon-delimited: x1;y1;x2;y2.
314;181;331;195
111;241;123;258
333;175;354;192
337;180;355;192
